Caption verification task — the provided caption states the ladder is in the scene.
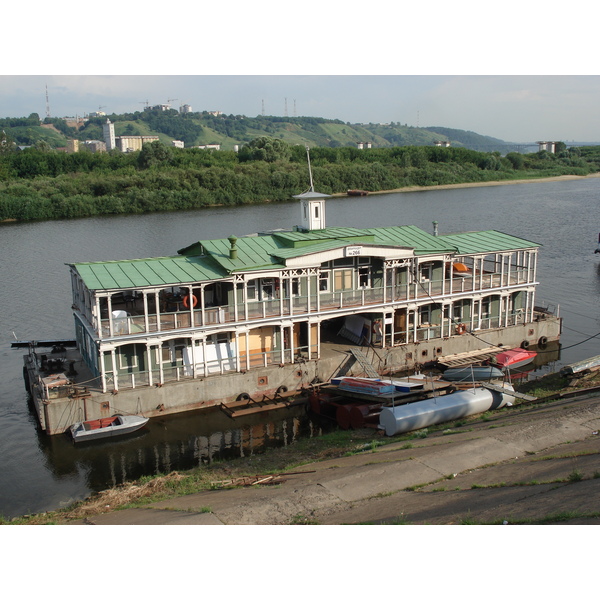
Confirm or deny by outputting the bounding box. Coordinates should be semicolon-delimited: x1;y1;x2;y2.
349;348;380;378
480;382;537;402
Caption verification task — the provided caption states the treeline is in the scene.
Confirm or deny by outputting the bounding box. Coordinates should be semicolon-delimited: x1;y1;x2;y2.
1;138;598;223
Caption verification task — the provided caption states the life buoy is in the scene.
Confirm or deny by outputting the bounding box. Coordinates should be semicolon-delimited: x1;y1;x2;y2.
521;340;530;349
182;294;198;309
456;323;467;335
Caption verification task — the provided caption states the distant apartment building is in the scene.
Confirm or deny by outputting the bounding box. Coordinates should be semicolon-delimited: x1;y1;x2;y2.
172;140;185;149
65;117;88;129
537;141;556;153
180;104;193;114
83;140;107;153
102;119;159;152
434;140;451;147
66;139;80;153
356;142;373;149
192;144;221;150
116;135;160;152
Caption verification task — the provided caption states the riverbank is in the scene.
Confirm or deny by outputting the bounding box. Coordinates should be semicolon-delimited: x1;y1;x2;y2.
6;367;600;526
56;392;600;525
331;172;600;197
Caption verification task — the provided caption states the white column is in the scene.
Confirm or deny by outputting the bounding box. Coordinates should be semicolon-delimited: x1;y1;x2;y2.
147;343;153;386
110;348;118;391
155;291;161;331
100;349;108;393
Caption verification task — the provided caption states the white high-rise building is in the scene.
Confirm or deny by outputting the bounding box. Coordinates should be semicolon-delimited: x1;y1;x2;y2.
103;119;116;151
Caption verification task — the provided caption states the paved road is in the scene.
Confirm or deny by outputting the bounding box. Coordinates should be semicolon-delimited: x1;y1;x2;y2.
69;394;600;525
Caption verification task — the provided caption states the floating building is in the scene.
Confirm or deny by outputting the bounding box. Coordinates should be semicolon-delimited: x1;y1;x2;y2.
19;175;561;434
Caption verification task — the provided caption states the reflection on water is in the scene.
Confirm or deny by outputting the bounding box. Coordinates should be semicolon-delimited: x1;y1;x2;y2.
34;404;322;503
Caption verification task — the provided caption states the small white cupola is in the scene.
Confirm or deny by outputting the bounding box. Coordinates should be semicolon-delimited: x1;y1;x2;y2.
293;147;330;231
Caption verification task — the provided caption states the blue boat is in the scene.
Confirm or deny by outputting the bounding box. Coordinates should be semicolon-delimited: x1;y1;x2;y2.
441;365;503;382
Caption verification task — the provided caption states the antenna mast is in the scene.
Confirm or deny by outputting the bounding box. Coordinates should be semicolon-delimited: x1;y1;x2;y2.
45;85;50;118
306;146;314;191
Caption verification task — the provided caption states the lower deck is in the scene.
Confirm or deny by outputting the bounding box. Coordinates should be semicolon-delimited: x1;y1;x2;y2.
21;315;562;435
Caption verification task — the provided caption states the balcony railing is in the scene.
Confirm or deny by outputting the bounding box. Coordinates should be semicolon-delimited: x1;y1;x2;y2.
107;343;317;390
98;270;533;338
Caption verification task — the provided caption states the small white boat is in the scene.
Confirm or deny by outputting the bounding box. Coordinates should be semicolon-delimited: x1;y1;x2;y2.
70;414;149;443
442;365;504;382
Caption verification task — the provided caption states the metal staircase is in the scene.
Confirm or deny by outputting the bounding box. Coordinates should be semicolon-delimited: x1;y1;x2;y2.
349;348;380;378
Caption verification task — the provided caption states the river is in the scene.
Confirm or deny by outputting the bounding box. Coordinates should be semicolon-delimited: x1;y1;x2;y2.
1;176;599;519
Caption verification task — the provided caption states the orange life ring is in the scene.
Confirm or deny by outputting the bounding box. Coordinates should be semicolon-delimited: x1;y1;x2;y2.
183;294;198;309
456;323;467;335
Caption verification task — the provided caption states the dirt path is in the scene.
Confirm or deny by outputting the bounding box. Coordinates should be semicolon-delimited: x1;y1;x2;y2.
68;393;600;525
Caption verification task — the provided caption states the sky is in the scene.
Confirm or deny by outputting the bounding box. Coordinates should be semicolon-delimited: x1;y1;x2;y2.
2;74;599;143
3;2;599;143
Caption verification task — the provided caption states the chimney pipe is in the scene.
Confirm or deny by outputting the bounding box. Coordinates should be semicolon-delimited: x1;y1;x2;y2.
228;235;238;259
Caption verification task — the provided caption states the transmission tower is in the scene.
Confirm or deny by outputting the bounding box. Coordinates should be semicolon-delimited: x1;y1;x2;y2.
284;98;288;117
45;85;51;118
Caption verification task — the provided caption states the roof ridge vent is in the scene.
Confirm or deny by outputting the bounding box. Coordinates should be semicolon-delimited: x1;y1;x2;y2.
228;235;238;260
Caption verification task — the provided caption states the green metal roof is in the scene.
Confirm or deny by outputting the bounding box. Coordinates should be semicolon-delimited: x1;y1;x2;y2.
273;227;376;248
71;225;540;291
199;235;283;273
438;230;541;254
70;255;227;291
366;225;459;255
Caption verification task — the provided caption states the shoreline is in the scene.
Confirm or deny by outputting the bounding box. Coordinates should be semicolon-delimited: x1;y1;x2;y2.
2;173;598;225
332;172;600;197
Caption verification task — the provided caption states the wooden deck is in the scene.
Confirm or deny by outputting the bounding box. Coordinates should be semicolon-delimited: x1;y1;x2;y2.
437;346;502;368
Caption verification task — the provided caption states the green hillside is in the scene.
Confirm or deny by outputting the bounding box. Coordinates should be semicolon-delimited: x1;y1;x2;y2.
0;110;517;153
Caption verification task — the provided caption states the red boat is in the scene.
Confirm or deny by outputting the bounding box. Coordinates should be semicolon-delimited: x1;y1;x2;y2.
347;189;369;196
494;348;537;370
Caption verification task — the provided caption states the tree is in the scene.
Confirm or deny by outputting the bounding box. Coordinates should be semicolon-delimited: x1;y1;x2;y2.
238;137;292;162
505;152;525;170
137;140;173;169
0;129;16;153
34;140;52;153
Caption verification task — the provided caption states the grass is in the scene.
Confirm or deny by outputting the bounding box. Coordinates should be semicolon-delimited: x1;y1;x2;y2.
5;370;599;525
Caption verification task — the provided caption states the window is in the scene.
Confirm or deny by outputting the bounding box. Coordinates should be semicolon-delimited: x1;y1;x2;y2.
291;277;300;297
247;279;257;301
334;269;353;291
119;345;138;370
261;278;274;300
482;298;491;317
333;257;353;267
319;271;330;292
420;264;432;282
358;266;371;288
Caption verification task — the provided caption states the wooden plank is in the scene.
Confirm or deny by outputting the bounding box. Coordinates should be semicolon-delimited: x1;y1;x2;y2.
438;347;500;368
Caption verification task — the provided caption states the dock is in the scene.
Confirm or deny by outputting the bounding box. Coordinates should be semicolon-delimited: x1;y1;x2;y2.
219;388;307;418
437;346;501;368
